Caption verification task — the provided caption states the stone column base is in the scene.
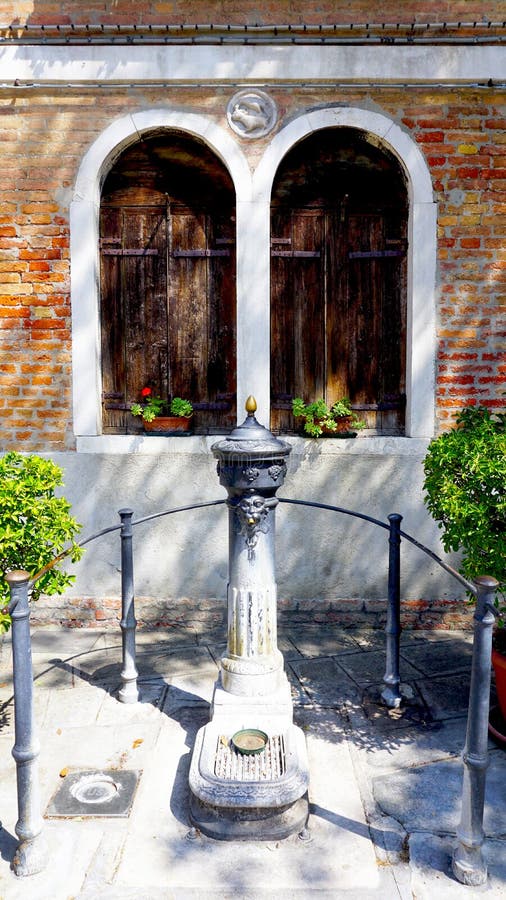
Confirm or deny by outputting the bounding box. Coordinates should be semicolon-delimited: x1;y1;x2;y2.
190;792;309;841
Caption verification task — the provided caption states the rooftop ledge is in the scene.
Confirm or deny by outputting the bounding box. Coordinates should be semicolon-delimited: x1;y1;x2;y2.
76;434;431;456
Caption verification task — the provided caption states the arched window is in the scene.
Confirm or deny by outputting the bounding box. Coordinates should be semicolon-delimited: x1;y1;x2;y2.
270;128;408;434
99;132;236;434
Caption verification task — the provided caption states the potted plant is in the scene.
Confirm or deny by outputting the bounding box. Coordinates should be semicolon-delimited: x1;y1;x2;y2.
0;452;83;634
423;405;506;725
131;388;194;434
292;397;365;438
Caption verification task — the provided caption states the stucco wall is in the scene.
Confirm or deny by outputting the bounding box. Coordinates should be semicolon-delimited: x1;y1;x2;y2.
28;439;472;630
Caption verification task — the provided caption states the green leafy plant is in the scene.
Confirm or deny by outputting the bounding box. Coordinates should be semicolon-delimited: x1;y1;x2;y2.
0;453;83;633
131;387;193;423
292;397;365;437
169;396;194;418
423;405;506;619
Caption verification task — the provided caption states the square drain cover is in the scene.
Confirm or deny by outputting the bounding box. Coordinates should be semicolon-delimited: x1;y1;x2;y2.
46;769;141;818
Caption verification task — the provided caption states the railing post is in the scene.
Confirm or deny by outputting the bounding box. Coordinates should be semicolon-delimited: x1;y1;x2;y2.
6;570;47;876
453;575;499;886
118;508;139;704
381;513;402;709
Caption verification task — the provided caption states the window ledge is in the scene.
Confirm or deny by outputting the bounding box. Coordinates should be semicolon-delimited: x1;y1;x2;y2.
76;434;431;456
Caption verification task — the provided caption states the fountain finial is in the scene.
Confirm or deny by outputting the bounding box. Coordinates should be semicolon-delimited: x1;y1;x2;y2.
245;395;257;416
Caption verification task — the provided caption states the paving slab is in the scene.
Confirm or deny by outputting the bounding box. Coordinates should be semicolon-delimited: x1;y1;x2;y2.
0;821;104;900
336;649;423;686
416;672;472;720
289;657;359;707
399;640;473;677
287;630;359;658
372;751;506;836
358;716;468;771
408;833;506;899
1;624;505;898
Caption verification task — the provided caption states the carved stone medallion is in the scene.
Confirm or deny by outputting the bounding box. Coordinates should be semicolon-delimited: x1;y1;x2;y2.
227;90;278;139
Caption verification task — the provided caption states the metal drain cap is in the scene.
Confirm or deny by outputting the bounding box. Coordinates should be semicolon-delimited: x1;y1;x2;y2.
45;769;140;818
70;774;119;804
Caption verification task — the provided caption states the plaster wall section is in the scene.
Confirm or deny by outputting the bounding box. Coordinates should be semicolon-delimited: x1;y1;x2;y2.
26;443;470;630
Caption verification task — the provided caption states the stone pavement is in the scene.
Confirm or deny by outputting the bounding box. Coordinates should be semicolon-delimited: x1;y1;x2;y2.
0;624;505;899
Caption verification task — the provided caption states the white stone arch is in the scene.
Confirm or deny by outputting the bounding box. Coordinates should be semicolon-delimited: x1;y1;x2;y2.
71;109;252;437
242;107;437;437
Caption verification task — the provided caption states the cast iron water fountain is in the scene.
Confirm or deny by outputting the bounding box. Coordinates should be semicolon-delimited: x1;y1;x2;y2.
189;397;310;839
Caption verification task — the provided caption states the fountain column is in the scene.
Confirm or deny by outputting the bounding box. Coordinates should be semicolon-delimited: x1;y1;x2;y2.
188;398;310;840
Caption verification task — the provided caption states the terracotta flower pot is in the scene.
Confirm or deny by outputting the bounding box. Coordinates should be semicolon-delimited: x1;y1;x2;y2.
320;416;357;437
492;647;506;721
143;416;192;435
329;415;354;434
298;415;358;437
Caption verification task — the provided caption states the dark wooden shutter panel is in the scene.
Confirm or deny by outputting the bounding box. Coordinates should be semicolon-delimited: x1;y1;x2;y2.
100;207;168;433
271;206;406;434
271;210;324;434
100;134;237;435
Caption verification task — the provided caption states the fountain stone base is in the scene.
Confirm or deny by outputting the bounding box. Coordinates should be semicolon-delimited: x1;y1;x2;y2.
189;677;309;840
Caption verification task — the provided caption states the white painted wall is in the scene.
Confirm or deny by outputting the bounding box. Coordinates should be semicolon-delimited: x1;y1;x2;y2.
50;440;465;607
1;43;503;84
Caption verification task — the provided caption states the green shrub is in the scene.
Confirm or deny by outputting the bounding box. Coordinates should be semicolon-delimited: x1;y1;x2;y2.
0;452;83;633
423;406;506;616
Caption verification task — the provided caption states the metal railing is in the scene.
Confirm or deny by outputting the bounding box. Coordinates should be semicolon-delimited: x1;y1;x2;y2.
4;496;499;884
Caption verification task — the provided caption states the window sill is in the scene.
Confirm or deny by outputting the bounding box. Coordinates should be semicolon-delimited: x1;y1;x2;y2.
76;434;431;456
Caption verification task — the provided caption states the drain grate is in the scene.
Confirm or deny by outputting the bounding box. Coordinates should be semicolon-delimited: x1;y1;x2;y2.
46;769;140;818
214;734;286;781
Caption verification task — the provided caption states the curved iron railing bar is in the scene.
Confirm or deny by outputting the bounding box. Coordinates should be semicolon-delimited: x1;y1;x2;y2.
128;498;227;529
397;529;476;595
279;497;476;595
29;494;476;596
28;498;227;589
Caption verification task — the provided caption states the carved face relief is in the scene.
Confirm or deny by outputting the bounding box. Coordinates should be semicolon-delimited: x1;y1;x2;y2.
268;462;286;482
226;90;278;139
234;493;278;559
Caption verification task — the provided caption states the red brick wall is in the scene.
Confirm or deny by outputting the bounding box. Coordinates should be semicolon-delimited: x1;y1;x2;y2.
409;103;506;427
0;5;504;449
0;2;501;27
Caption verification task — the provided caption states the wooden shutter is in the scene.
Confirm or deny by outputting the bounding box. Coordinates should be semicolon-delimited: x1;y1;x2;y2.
100;133;237;434
270;205;406;434
344;213;406;432
270;210;324;433
100;206;168;433
169;208;236;432
101;204;236;434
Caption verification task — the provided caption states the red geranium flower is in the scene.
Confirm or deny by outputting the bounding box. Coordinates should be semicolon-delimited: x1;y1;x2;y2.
141;387;152;398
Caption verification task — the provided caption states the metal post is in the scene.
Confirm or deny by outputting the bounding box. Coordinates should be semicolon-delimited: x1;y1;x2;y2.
453;575;499;886
118;509;139;704
381;513;402;709
6;570;47;876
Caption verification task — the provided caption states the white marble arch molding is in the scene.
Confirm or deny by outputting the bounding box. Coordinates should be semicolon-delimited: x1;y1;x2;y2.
70;109;251;437
251;107;438;438
71;104;436;440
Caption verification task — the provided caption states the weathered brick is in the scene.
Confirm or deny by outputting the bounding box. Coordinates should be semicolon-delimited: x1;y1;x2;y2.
0;29;502;451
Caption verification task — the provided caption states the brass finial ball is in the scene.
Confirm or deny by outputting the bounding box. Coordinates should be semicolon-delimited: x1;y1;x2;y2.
245;395;257;415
